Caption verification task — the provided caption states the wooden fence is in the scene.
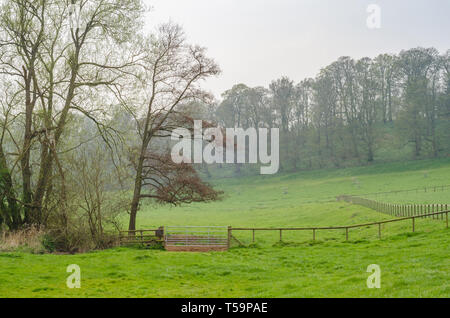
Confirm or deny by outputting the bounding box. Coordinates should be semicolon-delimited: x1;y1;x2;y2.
119;188;450;248
119;228;164;245
337;195;448;220
230;210;449;245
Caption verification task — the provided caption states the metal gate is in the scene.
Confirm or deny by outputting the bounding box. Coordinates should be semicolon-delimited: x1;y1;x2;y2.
164;226;229;251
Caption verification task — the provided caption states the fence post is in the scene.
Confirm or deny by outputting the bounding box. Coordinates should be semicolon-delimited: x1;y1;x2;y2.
279;229;282;242
345;227;348;241
312;229;316;241
252;229;255;243
446;204;448;223
227;226;231;249
378;223;381;239
412;217;415;233
446;212;448;229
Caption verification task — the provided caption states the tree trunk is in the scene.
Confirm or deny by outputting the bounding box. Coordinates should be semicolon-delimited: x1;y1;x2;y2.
30;52;79;224
21;70;34;224
128;137;149;232
0;146;21;229
128;163;143;232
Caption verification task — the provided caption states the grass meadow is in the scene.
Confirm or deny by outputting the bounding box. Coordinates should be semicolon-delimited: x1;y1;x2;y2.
0;158;449;297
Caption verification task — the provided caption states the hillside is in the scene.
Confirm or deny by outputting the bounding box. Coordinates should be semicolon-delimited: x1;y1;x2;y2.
0;158;449;297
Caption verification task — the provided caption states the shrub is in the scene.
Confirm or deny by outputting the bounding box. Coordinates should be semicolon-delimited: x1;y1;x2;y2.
0;226;46;253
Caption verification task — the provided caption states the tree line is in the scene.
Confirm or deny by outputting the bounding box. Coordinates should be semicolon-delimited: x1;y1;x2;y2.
212;47;450;174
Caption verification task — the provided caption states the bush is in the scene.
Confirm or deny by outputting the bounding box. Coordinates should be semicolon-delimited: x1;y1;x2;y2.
40;234;56;253
0;226;46;253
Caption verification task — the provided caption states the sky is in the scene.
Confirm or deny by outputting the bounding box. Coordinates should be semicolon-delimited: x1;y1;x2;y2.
142;0;450;99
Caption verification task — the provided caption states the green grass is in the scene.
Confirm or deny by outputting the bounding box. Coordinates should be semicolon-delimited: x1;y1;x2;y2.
364;189;450;205
1;158;449;297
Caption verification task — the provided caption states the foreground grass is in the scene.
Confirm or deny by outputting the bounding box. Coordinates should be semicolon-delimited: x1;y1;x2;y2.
0;158;449;297
1;228;448;297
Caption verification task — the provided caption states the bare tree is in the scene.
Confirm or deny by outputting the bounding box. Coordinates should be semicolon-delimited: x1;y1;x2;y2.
125;23;221;231
0;0;144;228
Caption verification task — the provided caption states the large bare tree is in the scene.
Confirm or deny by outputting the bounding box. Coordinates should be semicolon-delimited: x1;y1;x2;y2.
0;0;144;228
125;23;221;231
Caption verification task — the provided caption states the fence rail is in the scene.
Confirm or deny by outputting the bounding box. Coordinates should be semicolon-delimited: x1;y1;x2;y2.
231;210;449;244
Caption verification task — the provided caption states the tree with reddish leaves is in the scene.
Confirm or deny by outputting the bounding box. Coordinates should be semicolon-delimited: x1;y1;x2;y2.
139;152;221;205
125;23;221;232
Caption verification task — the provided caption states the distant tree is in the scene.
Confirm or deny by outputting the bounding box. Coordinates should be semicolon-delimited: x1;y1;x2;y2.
397;47;438;157
355;57;378;162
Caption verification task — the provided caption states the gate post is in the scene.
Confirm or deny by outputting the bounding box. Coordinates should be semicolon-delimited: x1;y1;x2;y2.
227;226;232;249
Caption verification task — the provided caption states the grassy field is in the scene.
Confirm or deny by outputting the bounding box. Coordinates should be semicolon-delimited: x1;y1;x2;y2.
0;158;449;297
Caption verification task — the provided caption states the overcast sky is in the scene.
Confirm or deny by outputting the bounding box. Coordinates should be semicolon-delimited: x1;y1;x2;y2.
143;0;450;99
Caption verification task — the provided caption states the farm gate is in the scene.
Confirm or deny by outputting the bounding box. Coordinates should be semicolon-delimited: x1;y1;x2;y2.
164;226;229;251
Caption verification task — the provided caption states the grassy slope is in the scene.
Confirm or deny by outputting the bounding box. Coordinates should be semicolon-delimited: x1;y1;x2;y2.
1;158;449;297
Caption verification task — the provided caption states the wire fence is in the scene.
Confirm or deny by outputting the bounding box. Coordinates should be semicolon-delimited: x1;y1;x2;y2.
355;184;450;198
313;184;450;203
